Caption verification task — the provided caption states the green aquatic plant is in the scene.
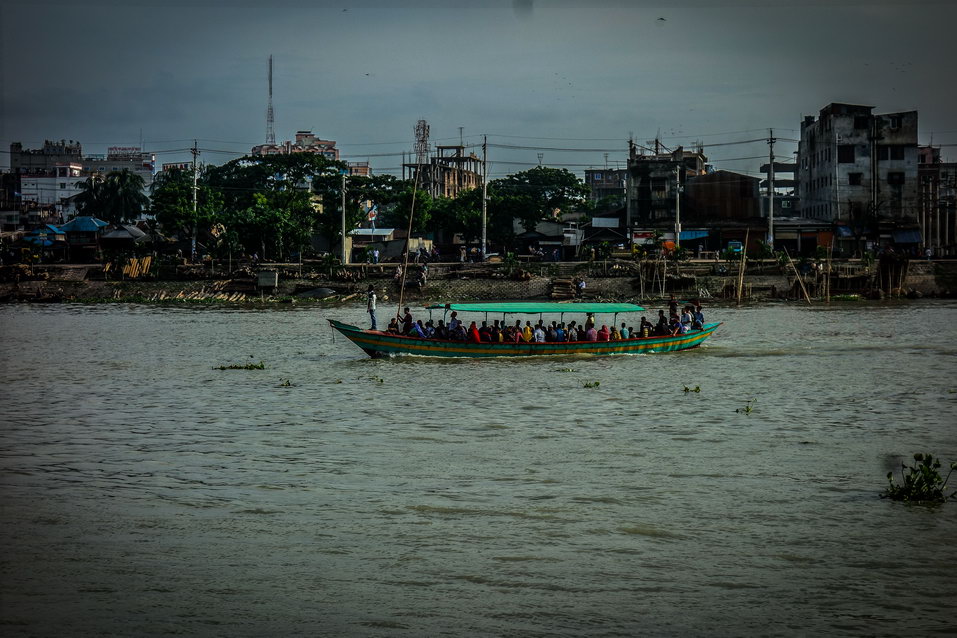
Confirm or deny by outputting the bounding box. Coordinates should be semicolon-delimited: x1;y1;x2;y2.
277;379;293;387
555;368;577;373
882;453;956;504
581;380;601;389
213;361;265;370
683;385;701;393
736;398;756;414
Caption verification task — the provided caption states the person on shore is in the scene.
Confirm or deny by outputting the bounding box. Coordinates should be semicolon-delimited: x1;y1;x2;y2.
372;248;380;264
460;246;467;263
577;278;587;298
401;307;414;335
366;285;377;330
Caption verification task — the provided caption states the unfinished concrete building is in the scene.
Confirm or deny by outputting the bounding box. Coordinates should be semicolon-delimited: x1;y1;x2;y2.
625;143;707;226
404;145;483;199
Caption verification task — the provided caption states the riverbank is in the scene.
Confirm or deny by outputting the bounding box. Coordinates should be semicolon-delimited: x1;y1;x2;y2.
2;258;955;305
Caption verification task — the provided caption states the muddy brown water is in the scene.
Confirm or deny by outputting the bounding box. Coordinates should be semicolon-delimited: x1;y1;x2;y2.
1;301;955;636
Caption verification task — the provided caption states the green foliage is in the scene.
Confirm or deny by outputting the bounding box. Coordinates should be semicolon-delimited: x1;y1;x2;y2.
756;240;775;260
490;166;589;233
581;380;601;388
214;360;266;370
277;378;293;387
75;170;150;224
683;385;701;393
721;248;741;262
882;453;956;503
736;398;756;414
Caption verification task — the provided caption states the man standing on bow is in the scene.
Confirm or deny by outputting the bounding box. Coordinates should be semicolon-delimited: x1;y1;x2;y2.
367;285;377;330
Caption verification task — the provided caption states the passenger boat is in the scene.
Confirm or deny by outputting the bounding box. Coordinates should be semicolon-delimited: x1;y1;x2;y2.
328;302;721;359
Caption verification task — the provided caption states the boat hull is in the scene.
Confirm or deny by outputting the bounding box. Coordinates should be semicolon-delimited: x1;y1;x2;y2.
328;319;721;358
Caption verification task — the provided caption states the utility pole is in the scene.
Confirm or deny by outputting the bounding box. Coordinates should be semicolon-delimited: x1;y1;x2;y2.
341;171;348;265
767;129;775;248
674;165;682;248
191;139;199;262
482;136;488;260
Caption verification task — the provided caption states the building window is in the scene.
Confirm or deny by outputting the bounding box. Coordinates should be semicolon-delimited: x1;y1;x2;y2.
888;172;905;185
651;178;667;193
889;115;902;129
838;145;855;163
854;116;869;129
890;146;905;161
60;183;66;189
877;146;889;161
848;172;863;186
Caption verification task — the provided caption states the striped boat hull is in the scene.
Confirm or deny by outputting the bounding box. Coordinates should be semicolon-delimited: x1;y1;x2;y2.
328;319;721;358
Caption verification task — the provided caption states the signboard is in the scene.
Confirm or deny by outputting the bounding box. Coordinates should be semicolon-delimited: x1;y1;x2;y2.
107;146;142;159
592;217;619;228
161;162;191;172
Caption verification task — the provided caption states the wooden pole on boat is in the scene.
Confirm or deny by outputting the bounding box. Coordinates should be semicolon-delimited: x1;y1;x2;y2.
396;161;424;319
784;247;812;304
736;228;749;305
826;240;833;303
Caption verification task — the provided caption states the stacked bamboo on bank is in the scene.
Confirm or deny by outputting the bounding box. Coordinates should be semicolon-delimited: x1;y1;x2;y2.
148;290;248;302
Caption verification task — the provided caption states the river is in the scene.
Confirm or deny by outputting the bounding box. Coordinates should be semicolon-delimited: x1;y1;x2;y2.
1;301;955;637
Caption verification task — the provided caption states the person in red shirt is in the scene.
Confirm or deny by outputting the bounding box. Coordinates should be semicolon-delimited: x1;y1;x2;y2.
597;325;611;341
468;321;482;343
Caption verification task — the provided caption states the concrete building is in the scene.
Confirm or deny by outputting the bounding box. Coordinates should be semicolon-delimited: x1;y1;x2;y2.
684;170;761;221
251;130;340;160
797;103;919;223
584;168;627;204
348;161;371;177
80;147;155;189
625;143;707;226
918;146;957;256
404;145;482;199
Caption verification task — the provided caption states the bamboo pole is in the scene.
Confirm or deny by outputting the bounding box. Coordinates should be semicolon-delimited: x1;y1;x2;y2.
826;241;833;303
736;228;749;304
784;247;812;304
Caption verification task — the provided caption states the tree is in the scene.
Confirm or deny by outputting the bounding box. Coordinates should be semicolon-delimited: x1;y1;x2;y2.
99;169;150;224
73;175;106;218
150;168;222;239
490;166;590;233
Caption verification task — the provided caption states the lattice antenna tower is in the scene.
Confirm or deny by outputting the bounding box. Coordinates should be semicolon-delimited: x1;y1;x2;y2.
266;55;276;145
414;119;430;165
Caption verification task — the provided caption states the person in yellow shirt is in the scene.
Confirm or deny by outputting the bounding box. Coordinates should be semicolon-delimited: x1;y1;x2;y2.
522;321;533;342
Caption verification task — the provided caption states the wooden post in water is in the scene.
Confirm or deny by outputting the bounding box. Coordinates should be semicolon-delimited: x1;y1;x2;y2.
736;228;749;304
784;247;813;304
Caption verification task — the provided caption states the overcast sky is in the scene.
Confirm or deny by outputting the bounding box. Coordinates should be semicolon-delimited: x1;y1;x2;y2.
2;0;955;178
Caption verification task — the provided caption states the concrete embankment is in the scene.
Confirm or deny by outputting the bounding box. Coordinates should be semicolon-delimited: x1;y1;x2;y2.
2;259;956;305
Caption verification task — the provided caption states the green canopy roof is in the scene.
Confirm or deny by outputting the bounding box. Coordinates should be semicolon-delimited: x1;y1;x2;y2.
425;302;645;314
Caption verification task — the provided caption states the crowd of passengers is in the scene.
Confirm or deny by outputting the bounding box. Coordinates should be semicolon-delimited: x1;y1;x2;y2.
385;300;706;343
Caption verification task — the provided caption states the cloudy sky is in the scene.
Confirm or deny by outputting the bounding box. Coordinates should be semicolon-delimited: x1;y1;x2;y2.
2;0;955;178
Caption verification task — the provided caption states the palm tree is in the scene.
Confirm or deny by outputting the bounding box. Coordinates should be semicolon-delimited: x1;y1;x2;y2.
73;174;106;218
100;170;150;224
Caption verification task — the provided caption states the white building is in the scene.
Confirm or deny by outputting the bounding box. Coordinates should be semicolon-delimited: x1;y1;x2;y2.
19;163;87;222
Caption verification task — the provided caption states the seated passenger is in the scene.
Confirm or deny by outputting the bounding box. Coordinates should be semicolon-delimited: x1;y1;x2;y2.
584;313;596;331
680;307;693;331
693;305;705;329
555;323;566;342
402;307;414;334
585;325;598;341
424;320;436;338
619;323;629;339
546;324;558;342
435;319;448;339
577;325;587;341
611;326;621;340
533;324;546;343
654;310;669;336
387;317;400;334
410;320;427;338
639;317;653;338
479;321;492;342
454;324;468;341
597;325;610;341
468;321;482;343
522;321;534;343
448;311;461;332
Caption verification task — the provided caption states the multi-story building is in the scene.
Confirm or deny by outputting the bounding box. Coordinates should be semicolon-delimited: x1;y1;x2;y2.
348;162;371;177
404;145;482;199
625;143;707;226
80;146;155;189
797;103;919;223
251;130;340;160
584;168;627;205
684;170;760;221
918;146;957;255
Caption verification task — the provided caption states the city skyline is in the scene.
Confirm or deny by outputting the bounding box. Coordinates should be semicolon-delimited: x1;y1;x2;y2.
3;0;956;178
